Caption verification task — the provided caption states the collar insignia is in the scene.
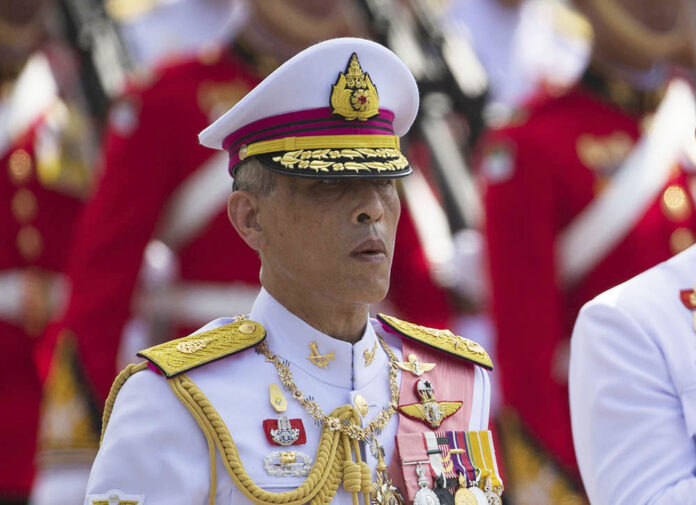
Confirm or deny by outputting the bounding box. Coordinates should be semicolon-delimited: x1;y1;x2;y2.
363;341;377;367
306;341;335;369
330;52;380;121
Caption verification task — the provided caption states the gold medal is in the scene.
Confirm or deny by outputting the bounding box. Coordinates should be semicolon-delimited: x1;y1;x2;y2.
454;487;478;505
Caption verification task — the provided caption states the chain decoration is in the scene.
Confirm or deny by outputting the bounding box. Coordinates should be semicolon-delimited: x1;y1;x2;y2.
258;336;400;441
272;148;409;173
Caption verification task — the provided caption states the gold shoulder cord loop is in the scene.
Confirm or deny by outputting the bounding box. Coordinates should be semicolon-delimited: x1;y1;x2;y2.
100;361;149;443
168;374;372;505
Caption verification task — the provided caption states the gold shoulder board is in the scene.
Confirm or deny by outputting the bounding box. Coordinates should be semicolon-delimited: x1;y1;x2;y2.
377;313;493;370
137;320;266;378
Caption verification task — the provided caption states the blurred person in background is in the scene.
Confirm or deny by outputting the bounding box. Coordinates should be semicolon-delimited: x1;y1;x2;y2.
31;1;456;503
442;0;590;109
107;0;247;72
478;0;696;502
0;0;98;503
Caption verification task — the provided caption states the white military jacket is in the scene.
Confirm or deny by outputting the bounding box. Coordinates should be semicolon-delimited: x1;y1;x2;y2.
569;245;696;505
85;288;491;505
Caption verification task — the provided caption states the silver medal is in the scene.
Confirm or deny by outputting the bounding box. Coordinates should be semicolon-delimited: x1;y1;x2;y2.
413;463;440;505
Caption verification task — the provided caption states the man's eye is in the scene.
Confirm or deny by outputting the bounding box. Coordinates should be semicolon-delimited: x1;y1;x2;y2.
318;179;342;186
373;178;394;187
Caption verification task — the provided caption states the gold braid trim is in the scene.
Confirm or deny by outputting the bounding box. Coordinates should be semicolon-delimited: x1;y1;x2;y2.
272;148;409;174
168;374;371;505
100;361;149;444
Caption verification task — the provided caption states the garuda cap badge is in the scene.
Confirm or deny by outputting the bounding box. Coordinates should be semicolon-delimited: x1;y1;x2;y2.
331;52;380;121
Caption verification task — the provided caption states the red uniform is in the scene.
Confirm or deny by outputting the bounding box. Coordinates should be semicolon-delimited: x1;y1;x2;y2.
0;53;88;500
39;45;454;469
480;73;696;500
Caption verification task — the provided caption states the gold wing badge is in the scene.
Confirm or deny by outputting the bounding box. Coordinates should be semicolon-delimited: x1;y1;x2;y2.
330;52;380;121
396;353;436;376
398;378;462;428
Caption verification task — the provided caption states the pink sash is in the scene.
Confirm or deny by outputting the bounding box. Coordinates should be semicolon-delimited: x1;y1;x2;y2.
387;336;475;502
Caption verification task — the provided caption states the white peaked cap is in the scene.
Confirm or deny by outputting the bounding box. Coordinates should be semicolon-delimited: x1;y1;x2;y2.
198;37;419;178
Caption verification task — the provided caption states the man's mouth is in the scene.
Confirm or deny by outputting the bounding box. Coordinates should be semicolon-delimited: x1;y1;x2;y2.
351;238;387;261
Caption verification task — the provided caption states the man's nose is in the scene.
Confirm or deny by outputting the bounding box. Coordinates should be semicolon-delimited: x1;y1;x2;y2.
351;184;385;224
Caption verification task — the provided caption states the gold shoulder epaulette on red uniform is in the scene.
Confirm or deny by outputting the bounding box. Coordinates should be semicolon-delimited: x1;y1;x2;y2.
136;319;266;378
376;313;493;370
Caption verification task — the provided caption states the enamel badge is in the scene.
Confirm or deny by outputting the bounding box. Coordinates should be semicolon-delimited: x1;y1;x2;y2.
398;378;462;428
263;416;306;446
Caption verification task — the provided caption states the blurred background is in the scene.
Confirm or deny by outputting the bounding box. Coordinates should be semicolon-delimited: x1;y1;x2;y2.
1;0;694;504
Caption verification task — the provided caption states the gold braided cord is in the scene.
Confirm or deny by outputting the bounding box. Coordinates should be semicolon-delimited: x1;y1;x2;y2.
169;375;219;505
100;361;148;444
169;373;373;505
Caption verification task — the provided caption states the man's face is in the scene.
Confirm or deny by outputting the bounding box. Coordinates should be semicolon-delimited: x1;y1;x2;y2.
256;175;401;306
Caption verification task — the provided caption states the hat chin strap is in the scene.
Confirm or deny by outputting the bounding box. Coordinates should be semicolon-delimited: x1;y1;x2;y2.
589;0;691;62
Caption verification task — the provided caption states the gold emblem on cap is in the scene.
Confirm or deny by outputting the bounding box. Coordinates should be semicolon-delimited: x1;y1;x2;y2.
331;53;379;121
306;341;335;369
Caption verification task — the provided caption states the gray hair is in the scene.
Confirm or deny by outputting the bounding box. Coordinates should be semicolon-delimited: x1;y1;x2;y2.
232;158;277;195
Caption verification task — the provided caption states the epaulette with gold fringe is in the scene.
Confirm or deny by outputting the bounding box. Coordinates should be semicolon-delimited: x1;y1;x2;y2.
136;319;266;378
377;313;493;370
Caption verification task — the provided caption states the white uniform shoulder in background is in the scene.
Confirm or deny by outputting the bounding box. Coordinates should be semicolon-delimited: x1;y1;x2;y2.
569;244;696;505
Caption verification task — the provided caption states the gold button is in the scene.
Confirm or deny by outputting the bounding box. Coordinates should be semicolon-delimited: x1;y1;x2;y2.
17;225;42;261
661;185;691;221
354;394;369;417
11;188;37;223
8;149;32;185
239;144;248;160
670;227;695;255
238;322;256;334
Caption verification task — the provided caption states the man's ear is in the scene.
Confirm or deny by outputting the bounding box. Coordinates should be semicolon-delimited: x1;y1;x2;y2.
227;191;264;251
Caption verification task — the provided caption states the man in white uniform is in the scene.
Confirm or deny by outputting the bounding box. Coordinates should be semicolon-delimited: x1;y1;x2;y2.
83;38;502;505
570;243;696;504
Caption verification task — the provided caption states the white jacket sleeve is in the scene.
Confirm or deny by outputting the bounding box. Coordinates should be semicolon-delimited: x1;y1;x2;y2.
569;301;696;505
84;368;211;505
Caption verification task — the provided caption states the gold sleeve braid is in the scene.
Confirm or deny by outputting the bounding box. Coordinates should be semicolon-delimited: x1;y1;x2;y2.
168;374;372;505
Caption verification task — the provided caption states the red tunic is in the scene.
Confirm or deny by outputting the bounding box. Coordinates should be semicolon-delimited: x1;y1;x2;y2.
480;81;696;489
0;114;85;497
